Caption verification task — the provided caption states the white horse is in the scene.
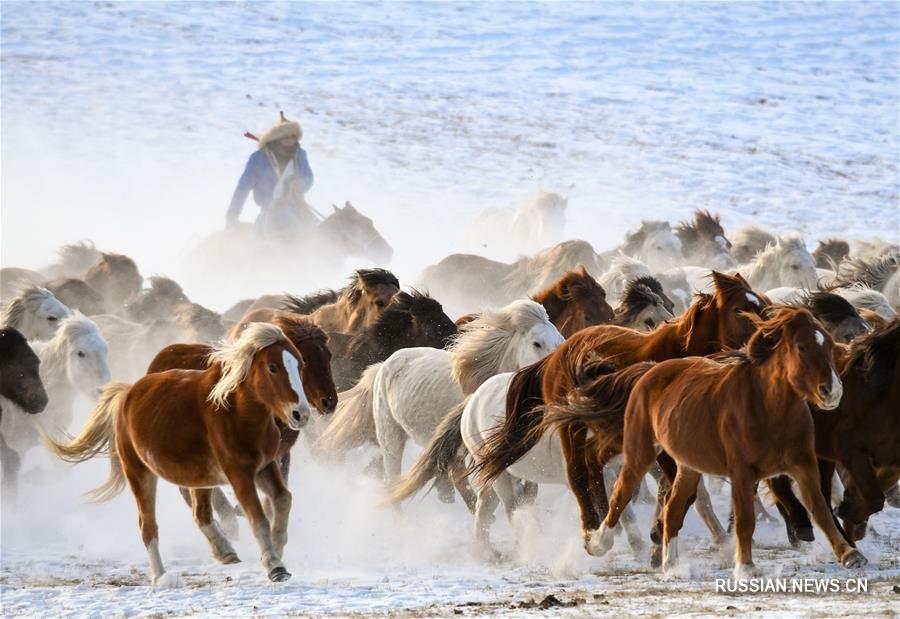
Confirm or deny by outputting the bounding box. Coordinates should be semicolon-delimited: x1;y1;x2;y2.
738;233;818;291
0;313;110;496
371;300;563;490
597;255;651;306
0;286;72;341
613;220;685;273
832;284;897;320
466;191;568;261
460;373;646;558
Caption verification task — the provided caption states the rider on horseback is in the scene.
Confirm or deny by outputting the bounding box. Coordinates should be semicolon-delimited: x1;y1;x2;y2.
226;111;316;238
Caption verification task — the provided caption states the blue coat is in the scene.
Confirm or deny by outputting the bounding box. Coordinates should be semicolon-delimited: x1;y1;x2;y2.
227;147;313;224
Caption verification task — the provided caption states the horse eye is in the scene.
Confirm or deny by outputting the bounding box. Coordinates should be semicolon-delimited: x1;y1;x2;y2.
77;351;86;358
268;363;278;374
645;319;655;328
533;342;542;349
798;344;807;353
375;300;386;308
48;316;59;322
791;265;800;270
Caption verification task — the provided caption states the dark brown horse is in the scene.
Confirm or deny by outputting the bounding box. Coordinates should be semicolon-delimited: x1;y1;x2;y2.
812;318;900;540
46;323;311;583
581;307;865;576
474;271;772;547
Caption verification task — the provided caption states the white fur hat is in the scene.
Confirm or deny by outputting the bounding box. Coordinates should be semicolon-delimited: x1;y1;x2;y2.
258;111;302;148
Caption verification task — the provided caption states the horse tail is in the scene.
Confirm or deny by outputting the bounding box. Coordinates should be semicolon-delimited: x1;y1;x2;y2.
471;357;547;486
387;397;468;506
41;381;130;502
317;363;381;453
538;362;655;450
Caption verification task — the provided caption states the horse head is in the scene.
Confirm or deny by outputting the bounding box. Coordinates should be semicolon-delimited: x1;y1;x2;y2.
614;276;674;332
533;266;613;337
0;327;48;414
623;221;684;272
271;313;337;415
83;252;143;311
51;313;111;399
0;286;72;341
324;202;393;265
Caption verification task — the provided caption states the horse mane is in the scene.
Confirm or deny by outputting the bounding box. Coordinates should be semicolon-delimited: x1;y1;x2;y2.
836;253;899;290
845;318;900;400
1;286;67;330
39;312;103;379
206;322;287;410
832;283;896;317
285;269;400;315
742;306;816;365
146;276;186;298
83;252;139;278
505;240;599;295
803;291;860;326
531;266;604;305
270;312;328;347
622;221;673;255
347;290;450;362
282;289;339;315
449;299;550;395
55;240;101;272
174;303;225;338
613;278;663;325
674;210;724;245
751;234;808;268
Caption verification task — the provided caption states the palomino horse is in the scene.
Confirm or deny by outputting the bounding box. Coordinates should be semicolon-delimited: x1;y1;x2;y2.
812;318;900;540
466;190;568;261
582;307;866;576
0;328;48;498
674;209;735;271
418;240;605;320
242;268;400;334
0;286;72;341
46;323;311;584
148;313;336;537
473;272;771;552
729;225;776;264
82;252;143;315
1;314;110;498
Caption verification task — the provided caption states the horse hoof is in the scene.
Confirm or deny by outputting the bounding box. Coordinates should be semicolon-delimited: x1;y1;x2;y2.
584;525;615;557
733;563;760;579
268;566;291;582
220;553;241;565
650;544;662;569
795;526;815;543
842;550;867;569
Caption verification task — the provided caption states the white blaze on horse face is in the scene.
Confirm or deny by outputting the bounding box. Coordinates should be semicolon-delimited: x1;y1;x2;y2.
281;349;310;415
745;292;761;307
814;330;825;347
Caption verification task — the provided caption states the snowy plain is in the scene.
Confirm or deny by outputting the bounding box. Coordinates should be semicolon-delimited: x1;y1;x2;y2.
1;1;899;617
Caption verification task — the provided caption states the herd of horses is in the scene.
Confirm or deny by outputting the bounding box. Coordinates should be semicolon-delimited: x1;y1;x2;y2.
0;206;897;587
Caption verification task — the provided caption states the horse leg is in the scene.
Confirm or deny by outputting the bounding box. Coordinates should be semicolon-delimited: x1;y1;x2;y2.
650;453;676;568
256;461;292;559
0;434;21;504
603;463;644;556
473;483;501;562
560;428;601;546
588;420;657;558
662;466;701;572
211;488;241;539
692;477;726;546
788;457;866;569
189;488;240;564
836;451;885;526
879;468;900;508
767;475;814;543
374;407;407;489
224;463;290;582
729;467;759;579
120;451;166;584
449;456;478;514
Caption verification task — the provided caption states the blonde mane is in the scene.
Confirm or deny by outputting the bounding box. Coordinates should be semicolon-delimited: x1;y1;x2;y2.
206;322;287;410
450;299;551;395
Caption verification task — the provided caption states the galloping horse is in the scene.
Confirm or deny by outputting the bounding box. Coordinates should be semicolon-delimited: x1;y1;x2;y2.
474;272;771;552
0;286;72;341
46;323;311;584
582;307;866;576
148;313;336;538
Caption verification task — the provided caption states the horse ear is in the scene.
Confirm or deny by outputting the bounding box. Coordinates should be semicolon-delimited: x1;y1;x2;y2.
332;204;341;214
344;201;356;212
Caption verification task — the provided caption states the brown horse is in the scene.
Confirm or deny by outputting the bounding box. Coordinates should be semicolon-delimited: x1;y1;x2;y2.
46;323;310;584
82;252;143;315
242;269;400;335
585;307;865;576
474;271;771;543
812;318;900;540
456;267;614;338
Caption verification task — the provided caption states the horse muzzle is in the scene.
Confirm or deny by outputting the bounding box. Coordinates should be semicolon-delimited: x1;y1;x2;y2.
287;405;311;430
815;370;843;411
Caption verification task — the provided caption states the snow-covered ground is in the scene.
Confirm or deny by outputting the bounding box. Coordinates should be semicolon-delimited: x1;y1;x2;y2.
1;1;899;617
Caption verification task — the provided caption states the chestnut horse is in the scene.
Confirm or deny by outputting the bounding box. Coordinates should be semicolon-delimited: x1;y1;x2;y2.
474;271;772;549
46;323;311;584
812;318;900;540
455;266;614;338
148;312;337;535
587;307;866;576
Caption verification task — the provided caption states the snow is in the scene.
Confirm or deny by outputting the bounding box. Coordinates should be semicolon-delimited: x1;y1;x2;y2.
1;1;899;616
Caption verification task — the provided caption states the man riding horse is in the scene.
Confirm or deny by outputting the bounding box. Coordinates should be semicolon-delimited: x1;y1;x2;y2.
226;111;317;239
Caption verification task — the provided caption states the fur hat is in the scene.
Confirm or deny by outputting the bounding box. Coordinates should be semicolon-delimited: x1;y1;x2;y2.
258;111;302;148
